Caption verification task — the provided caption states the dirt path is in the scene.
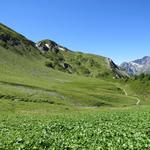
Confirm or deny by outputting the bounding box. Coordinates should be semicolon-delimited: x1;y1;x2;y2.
123;88;140;105
136;97;140;105
123;89;128;96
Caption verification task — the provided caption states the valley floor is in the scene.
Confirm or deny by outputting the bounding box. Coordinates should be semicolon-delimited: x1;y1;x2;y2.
0;101;150;150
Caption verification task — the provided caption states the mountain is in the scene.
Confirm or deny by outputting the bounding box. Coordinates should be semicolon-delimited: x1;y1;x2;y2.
0;23;135;108
36;39;69;53
121;56;150;75
0;22;128;79
36;39;128;79
0;23;39;56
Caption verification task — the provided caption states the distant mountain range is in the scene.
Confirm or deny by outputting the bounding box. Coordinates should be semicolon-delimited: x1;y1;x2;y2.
120;56;150;75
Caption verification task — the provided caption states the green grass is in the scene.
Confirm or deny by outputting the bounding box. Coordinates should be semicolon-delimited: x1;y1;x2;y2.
39;39;113;78
119;78;150;105
0;44;138;107
0;23;37;55
0;23;139;107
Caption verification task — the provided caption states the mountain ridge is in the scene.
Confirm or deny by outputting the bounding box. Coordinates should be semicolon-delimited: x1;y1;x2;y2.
121;56;150;75
0;23;128;79
35;39;129;78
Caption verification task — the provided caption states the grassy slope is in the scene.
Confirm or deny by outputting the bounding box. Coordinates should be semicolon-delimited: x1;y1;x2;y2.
60;50;112;77
0;44;138;108
39;39;115;78
123;79;150;105
0;23;141;108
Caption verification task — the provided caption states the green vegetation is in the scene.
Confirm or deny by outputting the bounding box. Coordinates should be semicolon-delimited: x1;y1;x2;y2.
37;39;128;79
0;26;137;107
43;49;114;78
0;23;150;149
1;105;150;149
0;22;149;107
124;74;150;105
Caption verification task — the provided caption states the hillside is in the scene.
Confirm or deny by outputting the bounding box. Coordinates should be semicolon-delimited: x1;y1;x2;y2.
0;23;40;56
124;74;150;105
36;39;129;79
0;23;137;108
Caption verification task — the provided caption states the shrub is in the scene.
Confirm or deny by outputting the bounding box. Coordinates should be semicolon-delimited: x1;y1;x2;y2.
80;66;91;76
45;61;54;68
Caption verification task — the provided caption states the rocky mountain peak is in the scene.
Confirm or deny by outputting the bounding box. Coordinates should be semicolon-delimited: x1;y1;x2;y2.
107;58;129;78
133;56;150;65
120;56;150;75
36;39;69;53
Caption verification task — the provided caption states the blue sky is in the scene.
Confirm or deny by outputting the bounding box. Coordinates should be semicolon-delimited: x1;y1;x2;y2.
1;0;150;64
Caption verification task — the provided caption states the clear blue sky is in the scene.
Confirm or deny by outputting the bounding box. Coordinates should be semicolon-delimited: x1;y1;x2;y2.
1;0;150;64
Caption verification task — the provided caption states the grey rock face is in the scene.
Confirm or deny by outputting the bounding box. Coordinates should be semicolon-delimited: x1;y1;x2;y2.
120;56;150;75
36;39;69;53
107;58;130;78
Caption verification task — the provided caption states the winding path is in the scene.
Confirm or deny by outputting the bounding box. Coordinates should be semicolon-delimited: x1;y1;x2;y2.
123;88;141;105
123;89;127;96
136;97;140;105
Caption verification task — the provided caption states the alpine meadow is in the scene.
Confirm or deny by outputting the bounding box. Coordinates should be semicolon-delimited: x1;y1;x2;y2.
1;0;150;149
